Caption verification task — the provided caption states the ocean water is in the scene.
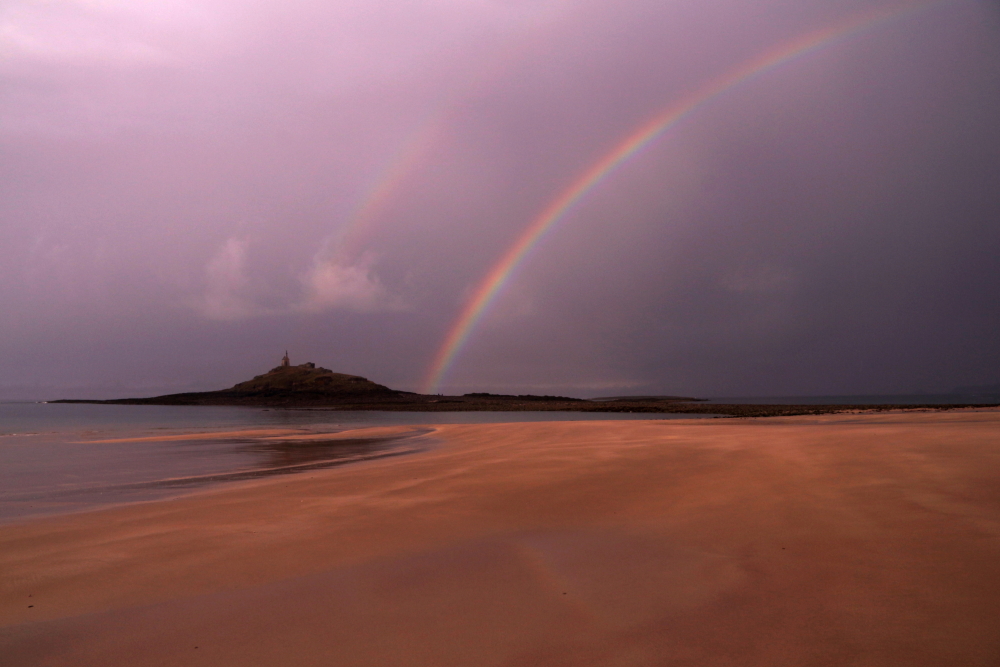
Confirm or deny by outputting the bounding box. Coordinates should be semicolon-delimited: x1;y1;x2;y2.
0;402;709;523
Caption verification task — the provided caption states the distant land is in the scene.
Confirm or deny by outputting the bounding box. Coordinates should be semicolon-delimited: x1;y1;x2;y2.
952;382;1000;395
53;360;1000;418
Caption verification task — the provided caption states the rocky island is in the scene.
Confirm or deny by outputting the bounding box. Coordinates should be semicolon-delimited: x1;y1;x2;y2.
53;355;1000;418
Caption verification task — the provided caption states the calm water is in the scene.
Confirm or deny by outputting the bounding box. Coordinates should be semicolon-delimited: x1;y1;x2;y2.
0;402;709;523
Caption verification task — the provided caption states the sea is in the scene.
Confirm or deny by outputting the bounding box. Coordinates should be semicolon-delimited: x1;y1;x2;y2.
0;402;710;524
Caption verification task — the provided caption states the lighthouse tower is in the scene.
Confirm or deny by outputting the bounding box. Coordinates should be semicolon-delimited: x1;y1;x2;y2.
281;351;290;367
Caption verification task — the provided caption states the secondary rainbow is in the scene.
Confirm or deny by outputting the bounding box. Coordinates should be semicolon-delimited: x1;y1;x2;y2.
422;0;948;394
321;10;573;264
326;119;443;263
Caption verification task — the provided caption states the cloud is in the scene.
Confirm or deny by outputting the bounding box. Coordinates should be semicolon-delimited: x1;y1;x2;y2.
4;0;1000;398
297;256;407;314
195;239;407;320
0;0;206;67
196;238;264;321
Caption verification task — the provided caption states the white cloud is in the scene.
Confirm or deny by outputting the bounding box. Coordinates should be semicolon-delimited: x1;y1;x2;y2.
194;239;407;320
196;237;264;320
298;256;407;314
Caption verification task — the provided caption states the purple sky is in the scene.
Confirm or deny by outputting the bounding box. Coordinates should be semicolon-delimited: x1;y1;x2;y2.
3;0;1000;399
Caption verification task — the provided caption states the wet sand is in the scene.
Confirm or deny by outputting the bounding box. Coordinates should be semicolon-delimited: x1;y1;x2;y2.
2;412;1000;666
0;426;424;522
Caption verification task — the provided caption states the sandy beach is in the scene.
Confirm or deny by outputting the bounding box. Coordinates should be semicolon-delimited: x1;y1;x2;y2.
2;411;999;666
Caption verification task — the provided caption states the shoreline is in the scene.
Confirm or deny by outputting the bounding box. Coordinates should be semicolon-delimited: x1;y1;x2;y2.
48;397;1000;417
3;411;1000;665
5;406;993;525
0;425;432;526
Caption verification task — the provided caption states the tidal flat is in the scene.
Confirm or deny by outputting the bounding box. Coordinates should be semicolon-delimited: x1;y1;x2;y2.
2;410;999;666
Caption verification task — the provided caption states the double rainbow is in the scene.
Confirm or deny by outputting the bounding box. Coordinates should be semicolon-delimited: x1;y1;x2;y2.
422;0;947;394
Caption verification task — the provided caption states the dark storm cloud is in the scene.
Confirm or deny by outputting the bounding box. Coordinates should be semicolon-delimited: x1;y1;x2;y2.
2;0;999;398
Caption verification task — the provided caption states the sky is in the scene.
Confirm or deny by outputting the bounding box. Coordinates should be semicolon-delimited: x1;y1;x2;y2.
2;0;1000;400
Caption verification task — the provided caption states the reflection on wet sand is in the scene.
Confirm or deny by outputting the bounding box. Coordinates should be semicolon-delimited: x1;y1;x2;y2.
0;428;430;522
238;436;409;469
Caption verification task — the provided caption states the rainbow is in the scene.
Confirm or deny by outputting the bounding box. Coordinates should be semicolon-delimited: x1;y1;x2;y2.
324;119;443;264
422;0;948;394
320;6;574;265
